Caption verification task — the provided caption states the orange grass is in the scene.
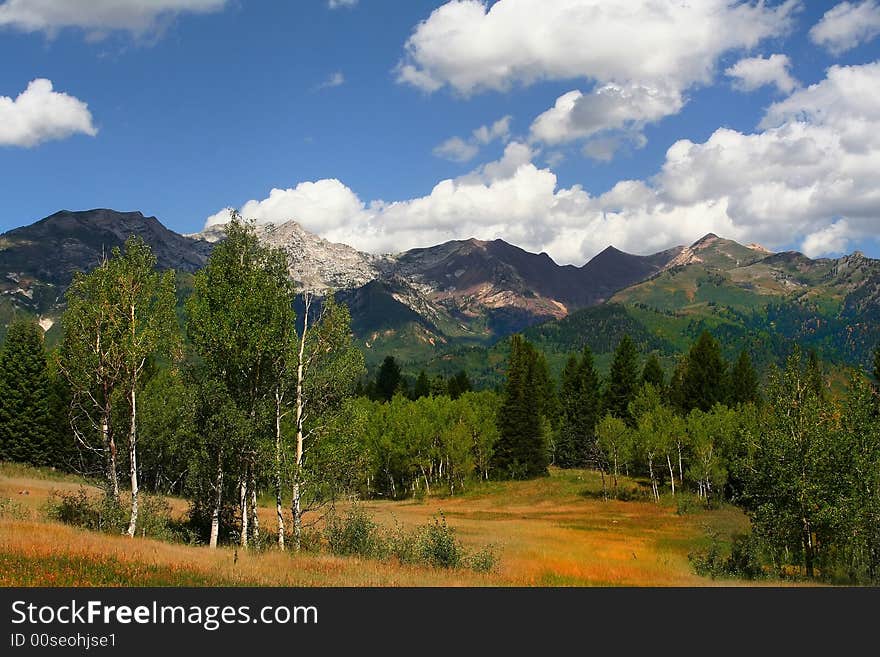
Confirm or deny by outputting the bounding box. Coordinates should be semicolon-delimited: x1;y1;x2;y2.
1;464;751;587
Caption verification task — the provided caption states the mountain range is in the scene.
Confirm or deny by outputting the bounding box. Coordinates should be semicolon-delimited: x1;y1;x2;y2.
2;209;878;380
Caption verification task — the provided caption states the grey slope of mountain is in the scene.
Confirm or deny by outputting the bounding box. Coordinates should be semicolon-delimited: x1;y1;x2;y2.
0;209;213;314
1;209;212;285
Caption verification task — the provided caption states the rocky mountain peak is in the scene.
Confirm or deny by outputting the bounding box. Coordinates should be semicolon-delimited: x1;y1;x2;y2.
193;219;380;294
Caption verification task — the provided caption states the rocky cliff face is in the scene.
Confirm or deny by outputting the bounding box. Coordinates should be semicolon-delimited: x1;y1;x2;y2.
257;221;380;294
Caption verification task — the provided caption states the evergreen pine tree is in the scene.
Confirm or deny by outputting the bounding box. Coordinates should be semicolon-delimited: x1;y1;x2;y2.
413;370;430;399
729;350;759;405
491;335;549;479
0;318;53;465
555;355;580;466
557;346;601;467
375;356;402;402
532;351;559;428
447;370;472;400
641;353;665;390
45;357;78;471
668;356;688;413
681;331;728;412
807;349;826;402
429;374;447;397
605;335;640;424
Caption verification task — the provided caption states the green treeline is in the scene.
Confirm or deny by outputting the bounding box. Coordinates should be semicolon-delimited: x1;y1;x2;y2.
1;219;879;582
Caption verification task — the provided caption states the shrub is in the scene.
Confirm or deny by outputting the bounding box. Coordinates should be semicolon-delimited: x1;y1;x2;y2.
324;504;386;558
417;513;463;569
0;496;30;520
726;532;765;579
296;528;324;554
467;544;499;573
387;518;418;565
689;529;765;580
47;488;178;541
676;494;701;515
47;488;125;533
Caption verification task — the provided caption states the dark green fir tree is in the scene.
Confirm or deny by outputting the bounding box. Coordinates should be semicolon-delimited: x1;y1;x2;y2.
806;349;826;402
729;350;759;405
681;331;727;412
491;335;549;479
556;346;601;467
604;334;640;424
374;355;402;402
447;370;472;400
0;318;54;465
413;370;430;399
641;353;665;391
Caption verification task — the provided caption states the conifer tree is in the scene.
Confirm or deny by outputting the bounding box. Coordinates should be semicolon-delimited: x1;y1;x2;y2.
0;318;53;465
729;350;759;405
668;356;688;413
555;355;580;466
641;353;665;391
806;349;826;402
491;335;548;479
447;370;472;400
375;356;402;402
429;374;447;397
413;370;430;399
557;347;600;467
605;334;640;424
532;350;559;428
680;331;728;412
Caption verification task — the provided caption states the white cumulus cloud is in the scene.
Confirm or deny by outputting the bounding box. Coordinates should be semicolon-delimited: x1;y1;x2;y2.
810;1;880;55
397;0;797;94
205;179;366;235
432;137;479;163
726;54;799;94
207;62;880;263
410;1;794;157
433;115;512;162
529;84;683;155
0;0;228;38
328;0;358;8
0;78;97;148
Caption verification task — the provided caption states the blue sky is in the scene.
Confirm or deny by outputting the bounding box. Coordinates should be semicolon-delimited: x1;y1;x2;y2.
1;1;879;264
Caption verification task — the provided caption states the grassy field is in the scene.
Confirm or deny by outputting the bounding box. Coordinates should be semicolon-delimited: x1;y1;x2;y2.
0;462;753;587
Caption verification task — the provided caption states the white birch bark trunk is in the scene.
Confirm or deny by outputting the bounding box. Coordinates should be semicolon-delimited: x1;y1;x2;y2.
275;390;285;549
101;410;120;502
126;381;139;537
209;451;223;549
250;481;259;544
291;294;310;551
239;478;249;549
